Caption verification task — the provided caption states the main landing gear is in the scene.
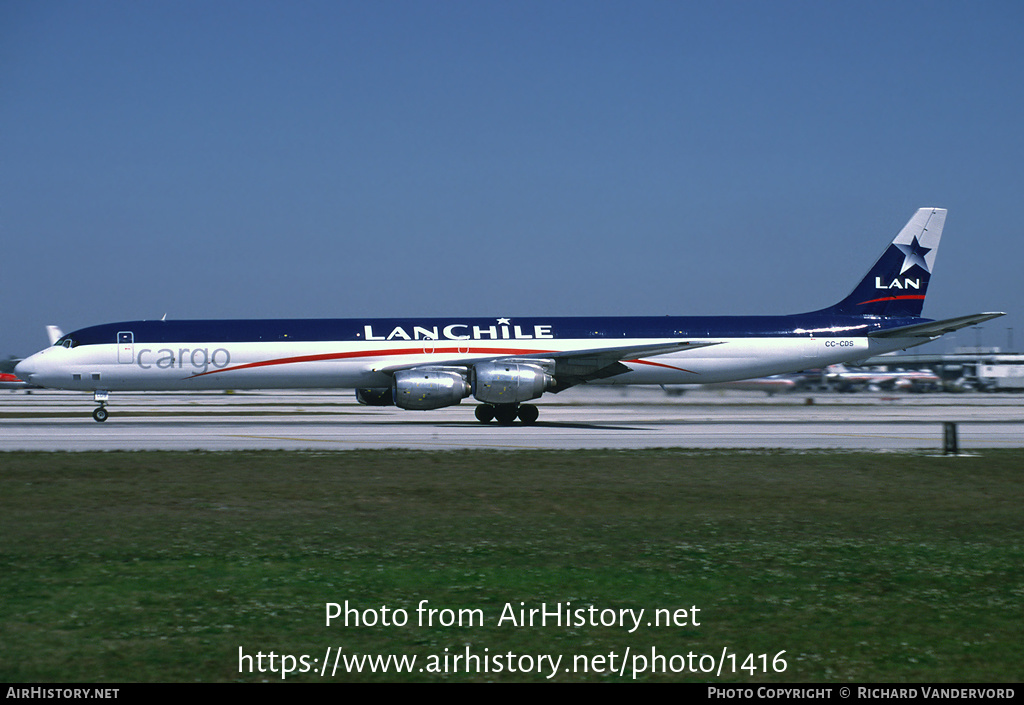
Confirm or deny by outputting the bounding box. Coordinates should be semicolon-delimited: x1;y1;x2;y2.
474;403;539;425
92;390;110;422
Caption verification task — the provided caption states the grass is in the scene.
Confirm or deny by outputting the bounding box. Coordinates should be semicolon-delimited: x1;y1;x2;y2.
1;449;1022;682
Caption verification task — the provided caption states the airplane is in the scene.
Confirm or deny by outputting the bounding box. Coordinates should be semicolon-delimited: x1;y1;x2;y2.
825;363;941;392
659;374;800;397
14;207;1005;423
0;371;37;390
0;327;63;390
703;375;799;395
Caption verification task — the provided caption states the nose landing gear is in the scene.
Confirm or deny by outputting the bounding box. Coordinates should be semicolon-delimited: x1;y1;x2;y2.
92;390;110;422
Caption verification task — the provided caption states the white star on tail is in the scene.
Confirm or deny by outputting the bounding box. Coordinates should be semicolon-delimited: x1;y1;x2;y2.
895;236;932;274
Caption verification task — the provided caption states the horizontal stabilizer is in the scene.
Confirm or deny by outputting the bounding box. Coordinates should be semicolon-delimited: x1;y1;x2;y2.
868;312;1006;339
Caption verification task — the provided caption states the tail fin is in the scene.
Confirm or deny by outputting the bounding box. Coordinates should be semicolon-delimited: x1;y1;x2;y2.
823;207;945;318
46;325;64;346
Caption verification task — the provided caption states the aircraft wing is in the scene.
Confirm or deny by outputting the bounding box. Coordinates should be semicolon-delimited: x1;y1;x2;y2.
373;340;720;389
868;312;1006;339
533;340;721;390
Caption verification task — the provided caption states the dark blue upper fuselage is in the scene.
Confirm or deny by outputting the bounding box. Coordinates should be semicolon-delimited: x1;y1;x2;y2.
57;314;926;347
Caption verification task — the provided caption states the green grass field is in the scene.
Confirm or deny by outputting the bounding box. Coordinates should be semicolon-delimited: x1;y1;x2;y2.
2;449;1022;682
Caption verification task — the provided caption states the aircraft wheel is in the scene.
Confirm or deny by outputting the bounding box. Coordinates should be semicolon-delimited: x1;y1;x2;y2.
517;404;539;425
92;407;109;423
493;404;519;426
475;404;495;423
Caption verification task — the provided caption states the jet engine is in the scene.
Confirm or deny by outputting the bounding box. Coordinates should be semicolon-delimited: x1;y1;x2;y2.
473;361;554;404
393;368;471;410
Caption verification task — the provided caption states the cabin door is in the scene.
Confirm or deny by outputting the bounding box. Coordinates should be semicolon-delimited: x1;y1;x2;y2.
117;331;134;364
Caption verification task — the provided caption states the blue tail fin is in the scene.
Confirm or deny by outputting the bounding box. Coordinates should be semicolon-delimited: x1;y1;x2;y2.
823;207;946;318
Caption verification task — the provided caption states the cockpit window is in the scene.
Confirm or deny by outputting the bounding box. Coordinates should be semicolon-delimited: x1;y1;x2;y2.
55;336;79;349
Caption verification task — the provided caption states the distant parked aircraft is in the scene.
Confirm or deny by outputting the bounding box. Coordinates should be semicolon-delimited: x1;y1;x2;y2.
826;364;941;392
0;372;36;390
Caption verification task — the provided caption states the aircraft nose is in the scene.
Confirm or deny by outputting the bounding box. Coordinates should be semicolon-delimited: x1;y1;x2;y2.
13;360;34;383
14;356;40;384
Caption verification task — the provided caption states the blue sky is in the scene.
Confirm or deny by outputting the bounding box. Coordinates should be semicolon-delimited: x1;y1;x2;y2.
3;1;1022;357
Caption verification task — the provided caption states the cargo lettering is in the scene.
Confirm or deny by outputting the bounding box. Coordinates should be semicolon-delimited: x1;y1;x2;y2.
136;348;231;373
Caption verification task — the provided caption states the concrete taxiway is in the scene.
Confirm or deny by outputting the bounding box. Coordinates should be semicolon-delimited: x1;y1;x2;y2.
2;387;1023;452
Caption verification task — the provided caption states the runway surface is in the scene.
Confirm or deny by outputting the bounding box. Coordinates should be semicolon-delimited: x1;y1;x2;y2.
3;386;1023;452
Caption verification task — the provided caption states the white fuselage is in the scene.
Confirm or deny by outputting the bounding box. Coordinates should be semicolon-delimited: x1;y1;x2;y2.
17;334;912;393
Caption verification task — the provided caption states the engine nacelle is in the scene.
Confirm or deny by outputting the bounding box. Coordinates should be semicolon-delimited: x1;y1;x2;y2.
393;369;471;410
355;388;394;406
473;361;554;404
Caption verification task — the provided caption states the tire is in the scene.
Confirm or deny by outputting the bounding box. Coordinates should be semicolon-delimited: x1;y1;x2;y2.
493;404;519;425
517;404;539;425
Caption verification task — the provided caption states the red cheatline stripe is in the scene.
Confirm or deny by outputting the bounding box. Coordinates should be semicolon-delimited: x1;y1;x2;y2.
628;359;698;374
857;295;926;306
188;345;700;379
187;346;557;378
